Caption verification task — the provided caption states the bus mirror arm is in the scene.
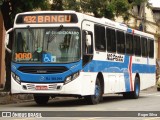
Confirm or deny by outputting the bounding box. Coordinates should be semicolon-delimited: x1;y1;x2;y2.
5;28;13;53
5;46;11;53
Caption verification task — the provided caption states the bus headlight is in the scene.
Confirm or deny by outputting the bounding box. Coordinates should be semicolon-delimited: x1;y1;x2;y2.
11;72;21;84
64;71;79;85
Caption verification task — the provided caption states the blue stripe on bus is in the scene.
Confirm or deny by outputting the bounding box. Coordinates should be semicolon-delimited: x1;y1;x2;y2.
82;58;155;73
11;55;155;85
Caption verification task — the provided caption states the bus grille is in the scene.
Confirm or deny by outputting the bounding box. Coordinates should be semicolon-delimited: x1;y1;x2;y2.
18;66;68;74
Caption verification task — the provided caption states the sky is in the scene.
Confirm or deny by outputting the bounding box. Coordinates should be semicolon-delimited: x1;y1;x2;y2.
149;0;160;7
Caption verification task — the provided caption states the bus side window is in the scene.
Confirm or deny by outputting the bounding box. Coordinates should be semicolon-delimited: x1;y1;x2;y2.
148;39;154;58
126;33;133;55
106;28;116;52
116;30;125;54
94;25;106;51
141;37;148;57
134;35;141;56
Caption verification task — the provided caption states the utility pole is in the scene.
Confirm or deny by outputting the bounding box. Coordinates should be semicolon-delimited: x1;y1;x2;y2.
142;2;146;32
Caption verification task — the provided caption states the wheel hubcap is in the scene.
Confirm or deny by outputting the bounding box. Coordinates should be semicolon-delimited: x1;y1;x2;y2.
135;83;139;95
95;85;100;97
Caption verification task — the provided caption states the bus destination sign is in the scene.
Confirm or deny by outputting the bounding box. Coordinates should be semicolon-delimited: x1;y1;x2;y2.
16;14;78;24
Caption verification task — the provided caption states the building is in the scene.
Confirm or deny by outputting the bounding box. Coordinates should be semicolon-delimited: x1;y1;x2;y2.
152;6;160;58
115;2;160;59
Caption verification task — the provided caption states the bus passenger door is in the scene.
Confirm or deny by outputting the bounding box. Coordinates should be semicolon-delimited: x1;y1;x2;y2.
82;21;94;66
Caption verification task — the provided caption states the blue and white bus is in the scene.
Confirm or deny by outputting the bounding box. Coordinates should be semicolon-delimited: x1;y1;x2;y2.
6;11;156;105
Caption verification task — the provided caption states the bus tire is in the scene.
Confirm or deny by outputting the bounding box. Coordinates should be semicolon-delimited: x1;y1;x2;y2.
123;77;140;99
34;94;49;105
85;78;102;104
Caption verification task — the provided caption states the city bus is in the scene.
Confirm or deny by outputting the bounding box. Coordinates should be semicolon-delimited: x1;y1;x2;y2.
6;11;156;105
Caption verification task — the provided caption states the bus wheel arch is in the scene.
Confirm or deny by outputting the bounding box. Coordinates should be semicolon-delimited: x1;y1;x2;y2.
123;73;140;99
84;72;104;104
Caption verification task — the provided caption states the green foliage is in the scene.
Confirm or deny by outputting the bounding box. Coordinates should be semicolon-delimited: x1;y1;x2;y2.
51;0;80;11
103;4;115;19
51;0;63;10
81;0;109;18
10;0;50;21
113;0;131;17
131;0;148;6
63;0;80;12
80;0;131;20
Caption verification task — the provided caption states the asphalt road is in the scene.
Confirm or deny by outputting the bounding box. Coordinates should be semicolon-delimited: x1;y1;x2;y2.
0;86;160;120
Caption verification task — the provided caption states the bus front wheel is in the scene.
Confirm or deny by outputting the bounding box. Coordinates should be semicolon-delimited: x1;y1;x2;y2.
85;78;103;104
34;94;49;105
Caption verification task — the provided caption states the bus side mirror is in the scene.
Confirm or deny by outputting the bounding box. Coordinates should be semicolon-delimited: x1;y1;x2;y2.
5;28;13;53
86;34;91;46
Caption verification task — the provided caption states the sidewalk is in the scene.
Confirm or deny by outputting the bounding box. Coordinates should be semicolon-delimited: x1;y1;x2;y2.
0;91;33;105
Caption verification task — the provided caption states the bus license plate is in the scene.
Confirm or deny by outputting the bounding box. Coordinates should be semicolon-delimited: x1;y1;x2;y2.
35;86;48;90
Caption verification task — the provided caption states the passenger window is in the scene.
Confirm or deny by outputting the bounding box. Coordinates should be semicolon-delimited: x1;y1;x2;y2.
148;39;154;58
134;35;141;56
141;37;148;57
94;25;106;51
117;30;125;54
106;28;116;52
126;33;133;55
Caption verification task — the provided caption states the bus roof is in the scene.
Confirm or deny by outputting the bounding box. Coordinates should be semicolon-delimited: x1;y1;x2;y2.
14;10;154;39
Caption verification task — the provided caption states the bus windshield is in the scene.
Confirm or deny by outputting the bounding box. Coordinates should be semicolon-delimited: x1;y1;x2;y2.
12;27;81;63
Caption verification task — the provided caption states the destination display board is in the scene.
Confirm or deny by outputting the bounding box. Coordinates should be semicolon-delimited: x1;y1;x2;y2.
16;14;78;24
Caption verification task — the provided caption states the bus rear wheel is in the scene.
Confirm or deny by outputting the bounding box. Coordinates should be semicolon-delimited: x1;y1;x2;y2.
85;78;103;104
123;77;140;99
34;94;49;105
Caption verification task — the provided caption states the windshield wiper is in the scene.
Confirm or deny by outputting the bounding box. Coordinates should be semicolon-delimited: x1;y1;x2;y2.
27;25;37;43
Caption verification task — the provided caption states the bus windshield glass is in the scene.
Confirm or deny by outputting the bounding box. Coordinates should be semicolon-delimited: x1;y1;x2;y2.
12;27;81;63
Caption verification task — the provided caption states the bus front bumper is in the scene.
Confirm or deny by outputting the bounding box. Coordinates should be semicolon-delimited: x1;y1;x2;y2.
11;72;96;96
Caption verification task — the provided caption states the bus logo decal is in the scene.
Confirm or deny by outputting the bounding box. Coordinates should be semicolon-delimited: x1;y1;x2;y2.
107;53;124;62
40;76;45;81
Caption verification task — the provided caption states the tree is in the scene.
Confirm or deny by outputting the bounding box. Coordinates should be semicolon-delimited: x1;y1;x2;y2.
63;0;80;11
1;0;50;91
80;0;131;20
51;0;80;11
80;0;150;21
51;0;63;10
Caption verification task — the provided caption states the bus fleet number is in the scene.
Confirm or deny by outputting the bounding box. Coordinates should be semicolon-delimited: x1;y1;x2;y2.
24;16;36;23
